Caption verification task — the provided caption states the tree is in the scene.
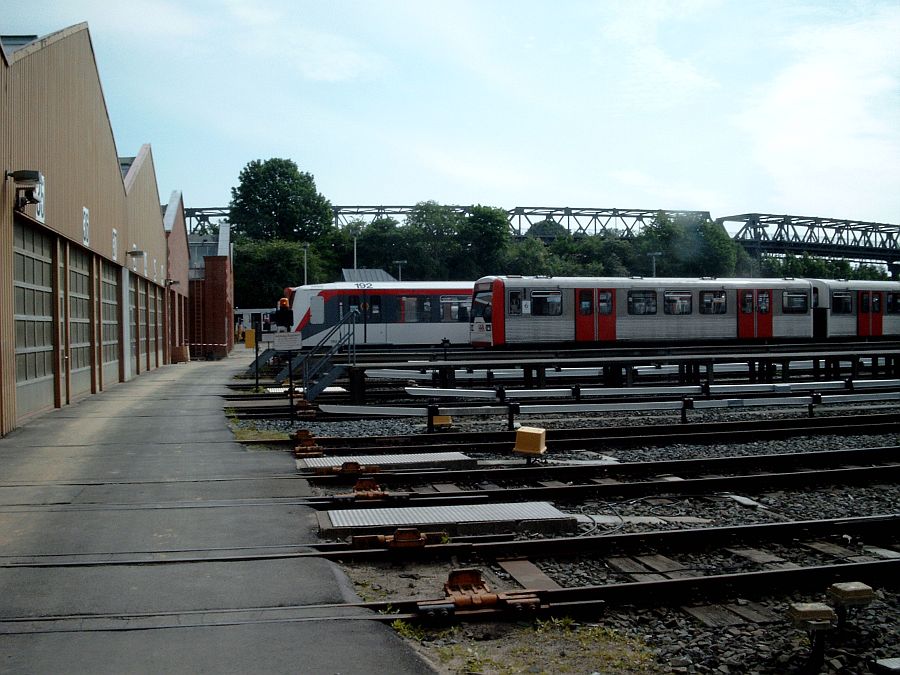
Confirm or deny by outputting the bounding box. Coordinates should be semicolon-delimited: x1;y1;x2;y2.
233;239;327;308
526;218;569;242
456;205;511;279
403;201;466;279
229;158;333;242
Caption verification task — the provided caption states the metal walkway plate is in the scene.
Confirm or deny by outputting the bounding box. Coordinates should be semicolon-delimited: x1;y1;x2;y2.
297;452;476;471
318;501;577;537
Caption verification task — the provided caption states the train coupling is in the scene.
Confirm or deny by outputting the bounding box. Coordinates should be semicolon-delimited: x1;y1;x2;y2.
416;568;541;618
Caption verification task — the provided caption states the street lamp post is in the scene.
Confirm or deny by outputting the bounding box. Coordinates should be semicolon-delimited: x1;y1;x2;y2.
393;260;407;282
647;251;662;277
303;243;309;285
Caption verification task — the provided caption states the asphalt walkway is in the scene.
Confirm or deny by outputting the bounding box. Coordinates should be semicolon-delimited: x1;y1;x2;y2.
0;350;432;674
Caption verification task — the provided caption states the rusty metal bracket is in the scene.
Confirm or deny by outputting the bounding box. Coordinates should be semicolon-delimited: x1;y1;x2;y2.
417;568;541;618
351;528;447;549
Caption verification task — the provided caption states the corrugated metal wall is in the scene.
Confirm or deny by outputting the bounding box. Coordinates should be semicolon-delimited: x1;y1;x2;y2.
0;25;174;435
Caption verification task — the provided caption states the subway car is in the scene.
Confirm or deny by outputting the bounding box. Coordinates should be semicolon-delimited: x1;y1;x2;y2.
284;281;474;346
469;276;900;347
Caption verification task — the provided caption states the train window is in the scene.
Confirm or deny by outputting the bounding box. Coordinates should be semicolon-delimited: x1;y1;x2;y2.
872;293;881;313
831;292;853;314
758;291;771;314
531;291;562;316
627;290;657;315
440;295;471;322
860;292;870;313
509;291;522;316
781;291;808;314
472;291;492;320
578;290;592;316
663;291;692;315
887;293;900;314
699;291;727;314
369;295;381;317
741;291;754;314
597;291;613;315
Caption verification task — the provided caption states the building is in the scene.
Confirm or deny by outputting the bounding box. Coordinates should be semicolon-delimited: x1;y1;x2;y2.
0;24;192;436
188;224;234;359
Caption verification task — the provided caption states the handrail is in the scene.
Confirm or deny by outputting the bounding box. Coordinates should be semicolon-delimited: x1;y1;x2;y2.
302;309;359;393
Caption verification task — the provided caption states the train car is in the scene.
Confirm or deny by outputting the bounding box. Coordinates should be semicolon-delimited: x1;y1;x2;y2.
470;275;839;347
285;281;474;347
809;279;900;339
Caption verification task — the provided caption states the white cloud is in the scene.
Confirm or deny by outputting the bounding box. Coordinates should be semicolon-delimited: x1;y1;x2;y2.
735;7;900;221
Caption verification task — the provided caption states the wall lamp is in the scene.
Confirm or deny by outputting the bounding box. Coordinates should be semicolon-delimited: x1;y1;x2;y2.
165;279;180;286
126;249;146;257
6;169;42;210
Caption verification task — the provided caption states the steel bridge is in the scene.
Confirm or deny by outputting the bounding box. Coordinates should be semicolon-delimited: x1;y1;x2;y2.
184;206;899;269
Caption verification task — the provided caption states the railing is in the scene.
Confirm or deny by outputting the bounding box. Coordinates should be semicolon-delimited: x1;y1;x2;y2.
301;309;359;395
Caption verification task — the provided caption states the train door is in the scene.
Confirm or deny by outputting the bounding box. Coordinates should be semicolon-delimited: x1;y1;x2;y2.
575;288;616;342
857;291;884;337
738;288;773;339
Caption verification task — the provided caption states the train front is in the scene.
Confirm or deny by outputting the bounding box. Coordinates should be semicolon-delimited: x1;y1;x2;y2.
469;277;504;346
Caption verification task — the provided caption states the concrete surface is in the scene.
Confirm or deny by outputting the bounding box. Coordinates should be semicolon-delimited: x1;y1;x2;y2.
0;351;433;674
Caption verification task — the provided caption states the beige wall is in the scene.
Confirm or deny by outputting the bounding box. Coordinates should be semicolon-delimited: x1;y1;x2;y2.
0;24;176;435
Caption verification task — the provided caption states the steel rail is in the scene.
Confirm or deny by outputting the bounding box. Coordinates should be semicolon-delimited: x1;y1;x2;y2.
279;412;900;450
6;515;894;568
302;463;900;510
8;559;896;632
306;445;900;486
297;419;900;457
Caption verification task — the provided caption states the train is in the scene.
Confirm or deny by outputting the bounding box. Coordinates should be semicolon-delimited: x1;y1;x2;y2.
283;281;474;346
469;276;900;347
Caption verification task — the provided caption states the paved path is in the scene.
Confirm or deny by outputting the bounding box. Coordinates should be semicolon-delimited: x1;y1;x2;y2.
0;351;432;674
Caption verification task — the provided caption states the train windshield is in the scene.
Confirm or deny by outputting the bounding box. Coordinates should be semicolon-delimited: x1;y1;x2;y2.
472;291;493;321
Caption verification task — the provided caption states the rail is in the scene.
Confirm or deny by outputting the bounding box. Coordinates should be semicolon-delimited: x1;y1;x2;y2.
318;389;900;431
301;309;359;396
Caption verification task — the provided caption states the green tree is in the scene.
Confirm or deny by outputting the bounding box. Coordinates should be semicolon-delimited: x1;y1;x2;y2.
456;205;511;279
403;201;466;279
502;237;553;275
233;239;326;308
526;218;569;241
229;158;333;242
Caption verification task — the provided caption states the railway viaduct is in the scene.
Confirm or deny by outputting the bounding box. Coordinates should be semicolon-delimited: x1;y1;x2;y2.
185;206;900;277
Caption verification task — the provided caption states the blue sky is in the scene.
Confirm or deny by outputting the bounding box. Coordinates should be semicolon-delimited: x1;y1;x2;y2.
5;0;899;224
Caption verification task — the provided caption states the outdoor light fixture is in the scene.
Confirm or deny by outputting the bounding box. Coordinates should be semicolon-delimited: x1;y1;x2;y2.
393;259;407;281
6;169;42;210
165;278;180;286
126;249;146;257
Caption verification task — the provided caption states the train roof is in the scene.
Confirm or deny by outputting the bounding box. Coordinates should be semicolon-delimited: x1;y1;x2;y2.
288;281;473;292
474;275;817;289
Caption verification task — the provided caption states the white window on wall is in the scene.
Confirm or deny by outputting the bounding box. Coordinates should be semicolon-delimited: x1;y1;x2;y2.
82;207;90;246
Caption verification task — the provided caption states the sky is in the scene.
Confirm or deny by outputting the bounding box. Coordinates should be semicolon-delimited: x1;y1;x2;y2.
4;0;899;225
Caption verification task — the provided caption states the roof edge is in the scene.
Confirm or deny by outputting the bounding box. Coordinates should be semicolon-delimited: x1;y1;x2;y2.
163;190;183;232
6;23;89;65
123;143;152;194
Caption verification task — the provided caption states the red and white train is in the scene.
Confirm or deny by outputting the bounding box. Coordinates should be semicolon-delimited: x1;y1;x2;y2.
469;276;900;347
284;281;474;346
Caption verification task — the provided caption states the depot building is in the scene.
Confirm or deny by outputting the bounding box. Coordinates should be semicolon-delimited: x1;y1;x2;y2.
0;24;226;436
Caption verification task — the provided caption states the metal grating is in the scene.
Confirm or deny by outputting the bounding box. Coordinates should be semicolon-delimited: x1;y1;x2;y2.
299;452;475;470
327;501;569;528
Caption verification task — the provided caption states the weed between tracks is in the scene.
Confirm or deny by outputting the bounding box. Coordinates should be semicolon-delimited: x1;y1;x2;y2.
393;616;657;674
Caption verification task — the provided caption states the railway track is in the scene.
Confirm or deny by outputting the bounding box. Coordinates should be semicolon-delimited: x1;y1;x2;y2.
247;412;900;453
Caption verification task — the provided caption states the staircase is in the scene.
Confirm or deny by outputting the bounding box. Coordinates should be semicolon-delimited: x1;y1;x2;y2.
276;310;358;402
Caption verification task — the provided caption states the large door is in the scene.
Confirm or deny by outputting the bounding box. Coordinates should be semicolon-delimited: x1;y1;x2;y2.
575;288;616;342
738;288;773;339
858;291;884;337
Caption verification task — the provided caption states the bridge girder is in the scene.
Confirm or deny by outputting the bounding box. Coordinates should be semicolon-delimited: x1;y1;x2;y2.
183;206;899;265
719;213;900;264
